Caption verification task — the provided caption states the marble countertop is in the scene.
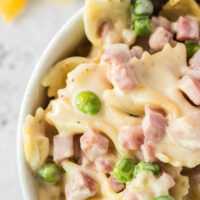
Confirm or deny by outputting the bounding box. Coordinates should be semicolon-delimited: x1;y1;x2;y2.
0;0;83;199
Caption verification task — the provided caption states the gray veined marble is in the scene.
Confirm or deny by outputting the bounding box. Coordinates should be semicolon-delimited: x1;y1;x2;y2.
0;0;83;199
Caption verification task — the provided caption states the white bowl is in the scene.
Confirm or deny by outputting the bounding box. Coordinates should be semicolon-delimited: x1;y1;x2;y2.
17;8;85;200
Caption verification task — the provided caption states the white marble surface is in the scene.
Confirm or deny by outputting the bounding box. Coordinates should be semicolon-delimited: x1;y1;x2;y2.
0;0;83;199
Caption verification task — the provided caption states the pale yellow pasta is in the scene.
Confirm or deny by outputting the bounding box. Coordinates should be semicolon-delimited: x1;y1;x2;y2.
185;182;200;200
37;181;62;200
160;0;200;21
161;164;189;200
61;160;82;181
155;132;200;168
41;57;89;98
23;108;49;171
84;0;136;47
46;62;111;133
126;171;173;199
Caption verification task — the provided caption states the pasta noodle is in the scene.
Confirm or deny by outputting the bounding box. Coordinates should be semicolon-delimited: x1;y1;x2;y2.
41;57;89;98
23;108;49;171
84;0;136;47
161;165;189;200
126;171;172;199
37;181;62;200
160;0;200;21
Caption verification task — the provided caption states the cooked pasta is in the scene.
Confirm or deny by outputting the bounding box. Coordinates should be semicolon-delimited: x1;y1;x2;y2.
22;0;200;200
41;57;90;98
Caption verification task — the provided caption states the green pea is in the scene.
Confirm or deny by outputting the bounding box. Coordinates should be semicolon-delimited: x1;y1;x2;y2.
134;161;159;176
185;42;200;59
113;158;136;183
132;0;154;17
132;18;151;36
75;91;101;115
153;195;175;200
38;163;60;183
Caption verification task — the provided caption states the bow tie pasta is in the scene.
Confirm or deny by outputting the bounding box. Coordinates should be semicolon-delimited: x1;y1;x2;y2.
84;0;136;47
23;108;50;171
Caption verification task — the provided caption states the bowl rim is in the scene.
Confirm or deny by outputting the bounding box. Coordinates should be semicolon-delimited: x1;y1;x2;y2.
17;8;84;200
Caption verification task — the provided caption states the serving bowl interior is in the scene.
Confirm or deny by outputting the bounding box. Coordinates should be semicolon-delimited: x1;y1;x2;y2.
17;8;85;200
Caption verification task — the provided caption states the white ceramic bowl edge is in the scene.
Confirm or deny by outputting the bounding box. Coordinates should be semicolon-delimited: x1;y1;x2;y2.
17;8;85;200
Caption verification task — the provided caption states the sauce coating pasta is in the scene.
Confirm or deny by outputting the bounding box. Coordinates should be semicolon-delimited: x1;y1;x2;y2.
22;0;200;199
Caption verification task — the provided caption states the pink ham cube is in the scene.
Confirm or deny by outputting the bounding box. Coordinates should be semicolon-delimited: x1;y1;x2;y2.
65;171;97;200
53;134;74;163
178;75;200;105
141;144;155;163
151;16;172;31
102;43;131;65
108;174;125;193
176;17;199;41
102;43;138;90
110;64;138;90
80;127;109;161
149;27;173;51
130;46;144;59
98;21;112;38
95;157;114;173
189;49;200;70
142;105;167;143
118;127;144;150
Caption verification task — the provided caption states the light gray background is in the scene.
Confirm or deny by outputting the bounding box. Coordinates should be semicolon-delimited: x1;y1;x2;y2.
0;0;83;199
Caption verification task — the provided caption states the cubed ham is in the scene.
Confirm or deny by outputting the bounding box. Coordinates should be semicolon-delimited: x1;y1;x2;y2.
118;127;144;150
108;174;125;193
141;144;156;162
130;46;144;59
168;113;200;151
158;172;175;189
176;17;199;41
123;190;139;200
102;43;138;90
73;136;91;167
189;49;200;70
53;134;74;163
149;27;173;51
95;157;114;173
102;43;131;65
110;64;138;90
80;127;109;161
178;75;200;105
142;105;167;143
151;16;172;31
65;171;97;200
188;69;200;81
98;21;112;38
